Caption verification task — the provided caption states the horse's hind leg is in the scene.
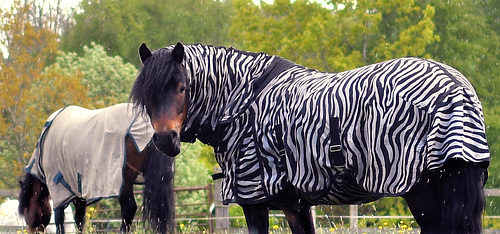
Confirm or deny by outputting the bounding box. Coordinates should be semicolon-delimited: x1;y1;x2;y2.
54;208;65;234
241;203;269;234
282;206;315;234
73;198;87;233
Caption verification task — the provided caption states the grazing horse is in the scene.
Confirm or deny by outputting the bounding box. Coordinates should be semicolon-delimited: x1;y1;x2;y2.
18;103;175;233
130;42;490;234
0;199;75;233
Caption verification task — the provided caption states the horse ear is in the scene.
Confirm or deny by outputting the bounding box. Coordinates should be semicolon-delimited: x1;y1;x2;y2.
172;42;184;63
139;43;152;64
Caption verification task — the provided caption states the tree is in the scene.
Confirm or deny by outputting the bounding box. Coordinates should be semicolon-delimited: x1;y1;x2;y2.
60;0;145;67
230;0;357;71
419;0;500;104
0;1;90;188
60;0;233;67
229;0;439;72
24;0;75;35
51;42;138;107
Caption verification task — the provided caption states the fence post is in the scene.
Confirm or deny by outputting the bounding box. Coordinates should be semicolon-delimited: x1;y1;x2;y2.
207;183;214;233
213;168;230;231
350;205;358;230
311;206;317;229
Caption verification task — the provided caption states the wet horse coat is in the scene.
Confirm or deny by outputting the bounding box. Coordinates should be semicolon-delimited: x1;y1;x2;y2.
26;103;154;209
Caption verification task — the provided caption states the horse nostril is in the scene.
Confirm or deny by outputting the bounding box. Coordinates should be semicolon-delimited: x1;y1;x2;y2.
170;130;178;139
152;133;159;142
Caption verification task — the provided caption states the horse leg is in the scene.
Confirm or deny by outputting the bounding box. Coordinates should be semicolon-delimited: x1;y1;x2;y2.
54;208;65;234
281;207;315;234
241;203;269;234
119;179;137;233
270;186;315;234
73;198;87;233
118;136;144;233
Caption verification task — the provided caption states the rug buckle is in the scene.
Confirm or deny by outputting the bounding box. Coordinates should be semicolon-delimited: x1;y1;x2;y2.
329;145;341;153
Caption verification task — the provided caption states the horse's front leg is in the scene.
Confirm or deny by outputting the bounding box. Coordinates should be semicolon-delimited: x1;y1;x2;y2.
269;184;315;234
54;208;65;234
73;198;87;233
241;203;269;234
119;179;137;233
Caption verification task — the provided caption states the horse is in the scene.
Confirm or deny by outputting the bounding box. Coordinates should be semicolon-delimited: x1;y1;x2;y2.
130;42;490;234
0;199;75;233
18;103;175;233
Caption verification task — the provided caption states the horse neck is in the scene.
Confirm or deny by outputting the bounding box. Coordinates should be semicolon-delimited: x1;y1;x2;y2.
182;44;275;142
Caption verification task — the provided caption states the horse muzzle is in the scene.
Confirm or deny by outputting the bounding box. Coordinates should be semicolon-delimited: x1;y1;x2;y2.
152;131;181;156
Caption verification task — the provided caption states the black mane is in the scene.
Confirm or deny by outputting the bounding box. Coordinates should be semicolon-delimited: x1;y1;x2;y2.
130;47;184;112
18;173;49;214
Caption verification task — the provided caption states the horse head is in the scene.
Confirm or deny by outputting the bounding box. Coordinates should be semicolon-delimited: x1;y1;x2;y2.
18;174;51;233
131;42;189;156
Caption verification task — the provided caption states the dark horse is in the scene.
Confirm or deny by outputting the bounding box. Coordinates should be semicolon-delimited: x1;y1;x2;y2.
18;104;175;233
130;42;490;233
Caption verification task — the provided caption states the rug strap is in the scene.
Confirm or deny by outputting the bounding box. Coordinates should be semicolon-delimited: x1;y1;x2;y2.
329;117;344;171
274;124;286;157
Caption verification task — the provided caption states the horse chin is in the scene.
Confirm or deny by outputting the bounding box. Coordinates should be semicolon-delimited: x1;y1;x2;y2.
152;131;181;156
165;144;181;156
153;139;181;156
156;145;180;157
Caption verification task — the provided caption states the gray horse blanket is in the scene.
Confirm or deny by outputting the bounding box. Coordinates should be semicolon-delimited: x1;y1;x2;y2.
26;103;154;209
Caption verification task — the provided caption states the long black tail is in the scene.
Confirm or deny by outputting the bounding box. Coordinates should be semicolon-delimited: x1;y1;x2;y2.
440;159;488;233
143;147;175;233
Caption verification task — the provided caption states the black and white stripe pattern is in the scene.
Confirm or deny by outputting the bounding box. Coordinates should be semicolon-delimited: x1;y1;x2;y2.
177;44;489;205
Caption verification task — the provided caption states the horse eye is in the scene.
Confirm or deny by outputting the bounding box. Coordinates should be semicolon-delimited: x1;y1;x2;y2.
179;86;186;94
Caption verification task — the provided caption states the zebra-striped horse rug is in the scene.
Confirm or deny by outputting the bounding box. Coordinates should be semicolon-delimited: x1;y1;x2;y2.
26;103;154;209
173;45;490;205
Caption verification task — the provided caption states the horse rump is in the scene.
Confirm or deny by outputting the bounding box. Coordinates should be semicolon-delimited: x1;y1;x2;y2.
439;159;488;233
143;147;175;233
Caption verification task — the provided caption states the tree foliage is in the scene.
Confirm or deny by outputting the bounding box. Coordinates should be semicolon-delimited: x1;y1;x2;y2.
419;0;500;106
0;1;90;188
51;42;138;107
230;0;439;72
60;0;233;67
